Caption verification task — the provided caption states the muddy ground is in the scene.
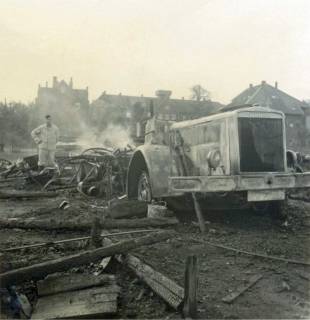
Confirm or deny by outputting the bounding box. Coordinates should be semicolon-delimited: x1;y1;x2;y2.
0;187;310;319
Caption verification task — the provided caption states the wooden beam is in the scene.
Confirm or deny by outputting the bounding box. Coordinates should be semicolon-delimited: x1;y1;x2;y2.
183;255;198;318
117;254;184;310
0;230;173;287
0;217;178;231
37;273;115;297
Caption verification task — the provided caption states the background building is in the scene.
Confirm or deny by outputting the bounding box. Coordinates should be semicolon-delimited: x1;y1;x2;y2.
226;81;309;152
91;89;223;144
36;76;89;138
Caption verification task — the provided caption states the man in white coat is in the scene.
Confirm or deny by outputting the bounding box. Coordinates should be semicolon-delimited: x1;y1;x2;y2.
31;115;60;170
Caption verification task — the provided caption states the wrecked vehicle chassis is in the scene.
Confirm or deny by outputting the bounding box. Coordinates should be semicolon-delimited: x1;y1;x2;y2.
127;106;310;211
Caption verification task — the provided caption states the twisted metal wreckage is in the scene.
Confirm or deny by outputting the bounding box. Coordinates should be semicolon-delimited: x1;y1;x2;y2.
0;146;133;199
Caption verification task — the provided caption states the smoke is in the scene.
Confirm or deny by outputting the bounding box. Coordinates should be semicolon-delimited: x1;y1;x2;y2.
77;124;133;150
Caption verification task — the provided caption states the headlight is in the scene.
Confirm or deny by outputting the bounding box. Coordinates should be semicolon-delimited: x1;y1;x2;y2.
207;149;221;169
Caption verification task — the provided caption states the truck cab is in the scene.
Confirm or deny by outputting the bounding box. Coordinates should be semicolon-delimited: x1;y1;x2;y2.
127;106;310;210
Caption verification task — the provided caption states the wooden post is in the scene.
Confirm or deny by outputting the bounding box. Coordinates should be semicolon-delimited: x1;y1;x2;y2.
174;143;206;233
90;217;102;248
191;193;206;233
183;255;198;319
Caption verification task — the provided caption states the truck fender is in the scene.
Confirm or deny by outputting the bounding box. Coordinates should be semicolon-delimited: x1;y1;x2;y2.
127;144;171;199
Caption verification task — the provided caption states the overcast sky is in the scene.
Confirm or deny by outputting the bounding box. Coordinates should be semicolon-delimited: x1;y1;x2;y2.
0;0;309;104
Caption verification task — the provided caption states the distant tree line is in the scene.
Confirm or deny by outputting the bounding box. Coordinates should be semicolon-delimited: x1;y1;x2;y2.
0;102;41;151
0;101;91;151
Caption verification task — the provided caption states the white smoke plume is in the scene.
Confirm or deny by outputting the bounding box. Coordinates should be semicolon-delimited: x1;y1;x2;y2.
77;124;133;150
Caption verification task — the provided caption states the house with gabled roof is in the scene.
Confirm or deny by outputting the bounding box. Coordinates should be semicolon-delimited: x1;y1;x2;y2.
226;80;308;152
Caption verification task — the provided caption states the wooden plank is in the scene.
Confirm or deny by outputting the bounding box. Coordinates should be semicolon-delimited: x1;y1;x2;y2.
0;191;58;199
183;255;198;318
222;274;263;304
32;285;120;319
37;273;115;297
117;254;184;310
0;217;178;231
0;230;173;287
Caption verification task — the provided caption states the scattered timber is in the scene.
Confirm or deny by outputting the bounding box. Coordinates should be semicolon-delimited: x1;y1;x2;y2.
0;217;178;231
0;230;173;287
222;274;263;303
0;191;58;199
37;273;115;297
183;255;198;318
117;254;184;310
32;284;120;319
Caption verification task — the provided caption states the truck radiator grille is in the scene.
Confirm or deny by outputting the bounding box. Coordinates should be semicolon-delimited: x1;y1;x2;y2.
238;118;284;172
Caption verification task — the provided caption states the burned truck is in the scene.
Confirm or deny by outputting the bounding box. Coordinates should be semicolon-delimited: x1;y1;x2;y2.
127;106;310;213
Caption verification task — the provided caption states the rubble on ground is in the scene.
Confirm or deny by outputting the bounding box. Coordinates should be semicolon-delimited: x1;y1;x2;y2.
0;150;310;319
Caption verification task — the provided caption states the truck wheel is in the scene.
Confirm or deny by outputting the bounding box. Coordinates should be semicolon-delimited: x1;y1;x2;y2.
137;171;152;202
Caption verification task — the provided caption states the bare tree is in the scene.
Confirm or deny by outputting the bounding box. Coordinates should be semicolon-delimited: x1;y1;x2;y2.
190;85;211;101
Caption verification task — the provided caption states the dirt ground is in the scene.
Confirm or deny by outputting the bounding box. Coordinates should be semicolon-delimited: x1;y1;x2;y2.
0;186;310;319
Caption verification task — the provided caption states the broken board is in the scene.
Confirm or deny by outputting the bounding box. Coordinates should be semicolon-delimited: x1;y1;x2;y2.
32;285;119;319
32;273;120;319
37;273;115;297
117;254;184;310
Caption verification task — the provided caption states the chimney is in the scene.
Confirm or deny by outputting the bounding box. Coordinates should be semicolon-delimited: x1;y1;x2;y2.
249;83;253;88
69;77;73;88
155;90;172;100
53;76;58;88
275;81;278;89
261;80;266;85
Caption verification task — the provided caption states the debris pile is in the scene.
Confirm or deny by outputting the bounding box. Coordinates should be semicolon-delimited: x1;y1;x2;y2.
0;146;133;199
0;149;188;319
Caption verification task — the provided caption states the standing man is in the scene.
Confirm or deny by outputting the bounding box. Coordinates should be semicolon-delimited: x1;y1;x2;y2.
31;115;59;170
